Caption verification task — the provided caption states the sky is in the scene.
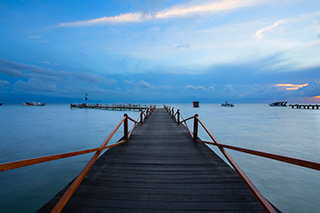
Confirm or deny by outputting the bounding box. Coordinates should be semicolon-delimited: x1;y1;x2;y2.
0;0;320;104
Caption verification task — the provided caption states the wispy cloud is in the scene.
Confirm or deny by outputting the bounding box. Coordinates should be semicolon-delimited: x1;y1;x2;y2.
297;80;320;97
255;11;320;39
155;0;261;19
255;20;285;39
124;79;153;88
186;84;214;90
0;58;117;88
13;78;58;93
274;83;308;90
58;13;146;27
74;72;117;85
0;79;10;87
170;42;190;49
136;80;153;88
58;0;264;27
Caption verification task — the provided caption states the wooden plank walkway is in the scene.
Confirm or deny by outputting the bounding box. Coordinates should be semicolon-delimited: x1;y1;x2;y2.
38;108;265;212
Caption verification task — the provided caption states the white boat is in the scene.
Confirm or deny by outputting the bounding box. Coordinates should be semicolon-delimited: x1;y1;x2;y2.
23;102;46;106
221;101;234;107
269;101;287;107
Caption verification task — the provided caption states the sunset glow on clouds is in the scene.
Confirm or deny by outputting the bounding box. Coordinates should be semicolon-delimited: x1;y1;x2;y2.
0;0;320;103
275;83;309;90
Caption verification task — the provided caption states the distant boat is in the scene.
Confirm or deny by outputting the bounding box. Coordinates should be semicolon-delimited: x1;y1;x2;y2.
221;101;234;107
23;102;46;106
269;101;287;107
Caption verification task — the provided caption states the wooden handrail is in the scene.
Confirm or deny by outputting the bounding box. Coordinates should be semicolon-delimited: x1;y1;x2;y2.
127;115;139;124
180;113;193;138
196;140;320;171
179;115;195;124
0;140;126;172
128;111;143;139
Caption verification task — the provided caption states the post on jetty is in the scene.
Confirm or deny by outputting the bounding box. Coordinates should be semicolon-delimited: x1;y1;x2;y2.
1;106;320;212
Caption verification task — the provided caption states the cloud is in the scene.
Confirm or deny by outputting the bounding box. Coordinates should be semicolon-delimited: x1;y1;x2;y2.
124;79;153;88
0;58;56;77
0;79;10;87
223;84;235;93
297;80;320;97
255;11;320;40
274;83;308;90
13;78;57;93
160;85;174;89
255;19;285;39
58;0;264;27
74;72;117;85
186;84;214;90
155;0;261;19
171;42;190;49
0;58;116;86
123;79;134;84
58;12;147;27
186;85;205;90
135;80;152;88
43;61;60;66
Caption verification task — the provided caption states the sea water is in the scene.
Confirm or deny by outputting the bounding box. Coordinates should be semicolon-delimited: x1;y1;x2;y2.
0;104;319;212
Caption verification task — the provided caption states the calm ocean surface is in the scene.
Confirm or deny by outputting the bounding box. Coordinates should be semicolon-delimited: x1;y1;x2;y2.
0;103;319;212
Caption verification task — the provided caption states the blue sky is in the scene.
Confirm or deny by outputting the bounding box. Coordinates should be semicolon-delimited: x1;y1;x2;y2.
0;0;320;103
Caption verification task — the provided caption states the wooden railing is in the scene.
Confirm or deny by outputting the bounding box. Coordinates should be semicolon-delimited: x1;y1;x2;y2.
0;106;156;212
164;105;320;213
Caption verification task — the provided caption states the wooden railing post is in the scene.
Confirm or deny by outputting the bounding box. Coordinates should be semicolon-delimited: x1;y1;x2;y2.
193;114;198;142
140;110;143;124
177;109;180;125
124;114;128;140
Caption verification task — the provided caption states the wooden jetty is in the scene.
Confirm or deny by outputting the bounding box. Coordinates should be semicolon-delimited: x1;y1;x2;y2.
1;106;319;212
289;104;320;110
38;108;267;212
70;103;154;111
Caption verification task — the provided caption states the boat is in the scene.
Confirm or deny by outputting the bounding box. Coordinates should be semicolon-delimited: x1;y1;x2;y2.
269;101;287;107
221;101;234;107
23;102;46;106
